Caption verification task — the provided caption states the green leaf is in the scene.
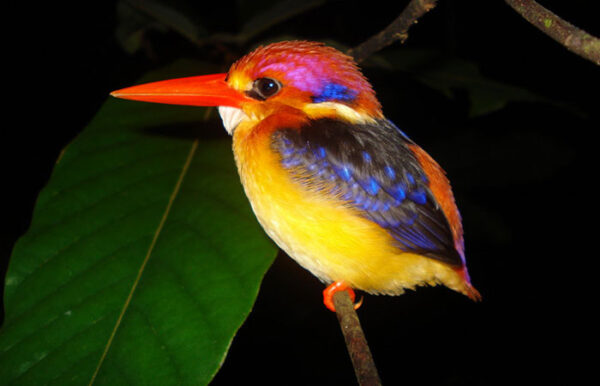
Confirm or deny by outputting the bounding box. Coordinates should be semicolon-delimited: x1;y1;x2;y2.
206;0;327;45
375;48;558;117
0;60;277;385
238;0;326;43
116;0;207;53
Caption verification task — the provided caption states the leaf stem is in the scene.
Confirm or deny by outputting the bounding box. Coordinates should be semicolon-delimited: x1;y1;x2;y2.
505;0;600;65
333;291;381;386
347;0;439;63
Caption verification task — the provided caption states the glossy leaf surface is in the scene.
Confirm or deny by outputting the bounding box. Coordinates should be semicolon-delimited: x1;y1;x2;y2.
0;60;277;385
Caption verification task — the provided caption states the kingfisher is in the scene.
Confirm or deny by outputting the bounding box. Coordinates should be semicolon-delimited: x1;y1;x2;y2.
112;41;480;311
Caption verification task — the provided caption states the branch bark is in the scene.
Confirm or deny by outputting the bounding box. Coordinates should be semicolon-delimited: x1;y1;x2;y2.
505;0;600;65
333;291;381;386
347;0;438;63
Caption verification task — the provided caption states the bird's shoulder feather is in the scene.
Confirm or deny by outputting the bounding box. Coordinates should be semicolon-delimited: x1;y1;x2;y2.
270;117;463;266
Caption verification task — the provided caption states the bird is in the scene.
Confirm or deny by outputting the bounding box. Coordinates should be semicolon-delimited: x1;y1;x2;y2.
111;41;480;311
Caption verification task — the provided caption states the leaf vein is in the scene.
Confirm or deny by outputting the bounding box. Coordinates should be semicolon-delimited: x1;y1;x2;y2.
1;233;153;335
88;140;199;385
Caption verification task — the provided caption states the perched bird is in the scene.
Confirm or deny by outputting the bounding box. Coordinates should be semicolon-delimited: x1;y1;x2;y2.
112;41;480;311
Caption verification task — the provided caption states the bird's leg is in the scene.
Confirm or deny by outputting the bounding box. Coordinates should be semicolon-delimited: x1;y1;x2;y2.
323;281;363;312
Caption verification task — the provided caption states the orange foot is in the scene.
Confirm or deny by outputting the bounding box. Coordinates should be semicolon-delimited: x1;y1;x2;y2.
322;281;363;312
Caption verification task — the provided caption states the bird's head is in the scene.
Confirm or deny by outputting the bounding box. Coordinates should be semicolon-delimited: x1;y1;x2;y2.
112;41;382;135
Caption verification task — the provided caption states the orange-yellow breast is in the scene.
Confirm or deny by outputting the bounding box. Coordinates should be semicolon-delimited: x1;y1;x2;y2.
232;111;472;296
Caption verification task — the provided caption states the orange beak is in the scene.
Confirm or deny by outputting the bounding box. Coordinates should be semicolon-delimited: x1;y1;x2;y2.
110;73;251;108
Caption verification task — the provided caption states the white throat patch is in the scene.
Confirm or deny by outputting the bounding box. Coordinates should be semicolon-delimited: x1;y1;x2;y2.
218;106;249;135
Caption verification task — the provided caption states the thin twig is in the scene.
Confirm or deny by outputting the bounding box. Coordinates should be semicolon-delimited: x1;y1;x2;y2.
347;0;438;63
333;291;381;386
505;0;600;65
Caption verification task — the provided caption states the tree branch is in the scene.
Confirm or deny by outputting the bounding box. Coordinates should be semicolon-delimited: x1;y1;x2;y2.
333;5;442;383
505;0;600;65
333;291;381;386
347;0;438;63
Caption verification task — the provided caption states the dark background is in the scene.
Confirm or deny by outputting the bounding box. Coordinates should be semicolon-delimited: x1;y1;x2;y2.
3;0;598;385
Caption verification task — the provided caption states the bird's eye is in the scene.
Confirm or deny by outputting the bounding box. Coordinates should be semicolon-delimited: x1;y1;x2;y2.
251;78;282;100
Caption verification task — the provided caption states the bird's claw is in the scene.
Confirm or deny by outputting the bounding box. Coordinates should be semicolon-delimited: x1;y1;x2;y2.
323;281;362;312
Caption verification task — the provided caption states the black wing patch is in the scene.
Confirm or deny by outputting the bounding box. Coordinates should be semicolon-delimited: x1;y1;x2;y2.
271;118;462;266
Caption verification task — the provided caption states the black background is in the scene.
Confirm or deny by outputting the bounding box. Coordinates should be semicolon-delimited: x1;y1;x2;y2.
2;1;598;385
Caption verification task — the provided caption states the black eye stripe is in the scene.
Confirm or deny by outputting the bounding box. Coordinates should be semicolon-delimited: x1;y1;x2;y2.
248;77;281;100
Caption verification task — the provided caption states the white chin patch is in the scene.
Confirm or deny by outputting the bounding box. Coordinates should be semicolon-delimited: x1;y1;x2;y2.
218;106;249;135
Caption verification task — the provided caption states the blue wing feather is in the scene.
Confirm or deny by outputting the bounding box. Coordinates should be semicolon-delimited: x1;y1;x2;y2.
271;118;462;266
